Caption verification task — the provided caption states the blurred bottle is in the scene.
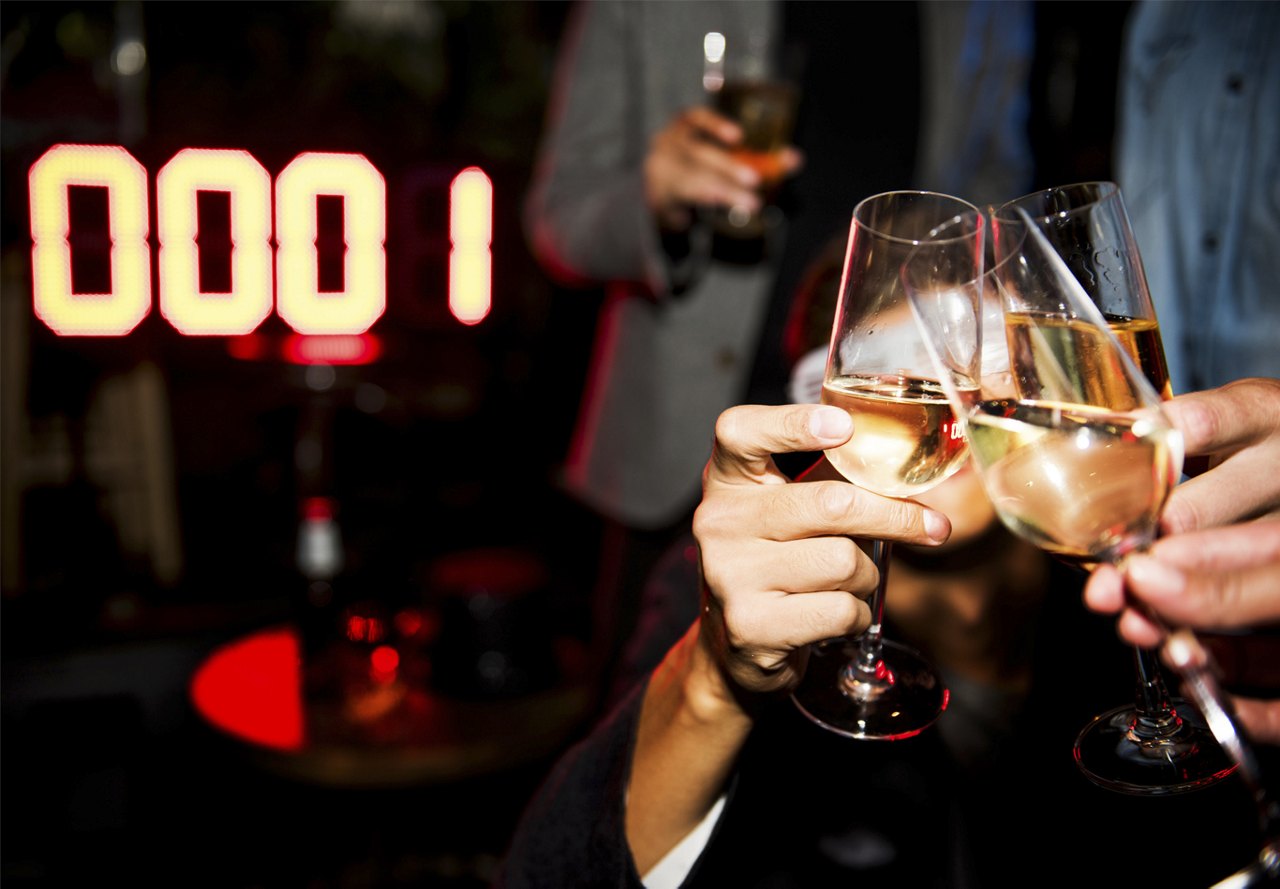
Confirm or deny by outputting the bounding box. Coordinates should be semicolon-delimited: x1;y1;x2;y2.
294;495;343;661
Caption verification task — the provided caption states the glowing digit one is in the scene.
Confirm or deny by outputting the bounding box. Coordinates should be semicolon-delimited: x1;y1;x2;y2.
28;144;151;335
449;167;492;326
157;149;273;335
276;153;386;335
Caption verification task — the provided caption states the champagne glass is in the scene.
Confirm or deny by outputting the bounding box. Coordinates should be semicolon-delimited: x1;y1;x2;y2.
907;207;1236;796
790;191;982;740
991;182;1233;795
908;211;1279;883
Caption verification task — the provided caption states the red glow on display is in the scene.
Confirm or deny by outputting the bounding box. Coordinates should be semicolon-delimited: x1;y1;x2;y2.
224;332;271;361
281;333;382;366
189;626;305;751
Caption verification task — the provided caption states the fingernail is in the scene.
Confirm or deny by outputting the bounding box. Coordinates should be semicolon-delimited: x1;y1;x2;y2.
923;510;949;543
1126;555;1185;596
810;407;852;441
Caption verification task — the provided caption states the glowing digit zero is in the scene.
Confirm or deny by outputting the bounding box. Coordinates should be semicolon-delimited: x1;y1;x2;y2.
276;152;386;335
449;167;492;325
157;148;273;335
28;144;151;335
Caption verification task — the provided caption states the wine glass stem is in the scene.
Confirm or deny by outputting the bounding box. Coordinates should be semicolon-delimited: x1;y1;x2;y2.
1129;645;1181;741
1110;537;1186;743
845;539;893;688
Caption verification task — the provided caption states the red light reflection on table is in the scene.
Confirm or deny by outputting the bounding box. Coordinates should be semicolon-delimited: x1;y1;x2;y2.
187;619;592;787
190;626;305;751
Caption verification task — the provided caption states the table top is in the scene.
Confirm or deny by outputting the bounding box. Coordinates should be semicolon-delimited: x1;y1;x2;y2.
189;623;593;788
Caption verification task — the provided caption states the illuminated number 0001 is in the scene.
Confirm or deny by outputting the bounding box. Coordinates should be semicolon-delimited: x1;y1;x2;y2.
29;144;387;336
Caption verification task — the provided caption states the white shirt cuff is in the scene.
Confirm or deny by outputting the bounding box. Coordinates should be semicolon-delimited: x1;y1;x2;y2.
639;793;728;889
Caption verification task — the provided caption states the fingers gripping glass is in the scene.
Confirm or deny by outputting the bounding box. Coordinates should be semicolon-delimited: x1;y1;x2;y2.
908;209;1279;883
790;191;983;741
990;182;1233;797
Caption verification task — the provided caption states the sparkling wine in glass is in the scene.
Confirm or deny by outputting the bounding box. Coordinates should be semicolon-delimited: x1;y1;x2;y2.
910;210;1280;884
992;182;1233;795
908;207;1237;797
790;191;982;741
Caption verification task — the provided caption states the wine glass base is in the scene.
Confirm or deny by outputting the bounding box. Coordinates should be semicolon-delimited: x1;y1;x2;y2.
1073;699;1239;796
791;638;948;741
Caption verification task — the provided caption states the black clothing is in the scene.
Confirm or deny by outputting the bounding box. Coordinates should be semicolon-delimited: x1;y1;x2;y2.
495;542;1266;888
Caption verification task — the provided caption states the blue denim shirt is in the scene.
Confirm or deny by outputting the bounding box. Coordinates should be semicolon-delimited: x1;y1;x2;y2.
1117;0;1280;394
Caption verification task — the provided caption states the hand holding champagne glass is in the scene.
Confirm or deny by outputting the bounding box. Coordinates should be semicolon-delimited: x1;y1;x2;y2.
907;207;1239;798
989;182;1233;795
790;191;982;740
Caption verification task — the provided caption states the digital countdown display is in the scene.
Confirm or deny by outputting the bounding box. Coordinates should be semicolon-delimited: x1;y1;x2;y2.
27;143;493;338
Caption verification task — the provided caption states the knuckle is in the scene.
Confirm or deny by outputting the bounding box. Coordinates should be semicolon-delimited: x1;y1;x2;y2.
699;560;732;599
1162;493;1203;535
806;537;861;585
691;500;721;540
1207;570;1246;620
745;647;780;672
713;406;751;452
692;492;749;544
797;606;833;644
851;554;881;596
891;498;924;535
720;604;758;652
1186;400;1222;447
782;404;814;444
1230;377;1280;414
832;537;864;581
816;482;855;523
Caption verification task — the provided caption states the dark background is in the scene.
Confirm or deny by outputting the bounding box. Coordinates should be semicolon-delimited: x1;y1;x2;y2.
0;2;1132;887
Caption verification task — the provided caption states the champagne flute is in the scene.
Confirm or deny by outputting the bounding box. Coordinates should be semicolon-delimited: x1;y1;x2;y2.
790;191;982;740
991;182;1233;795
907;208;1236;795
907;210;1277;883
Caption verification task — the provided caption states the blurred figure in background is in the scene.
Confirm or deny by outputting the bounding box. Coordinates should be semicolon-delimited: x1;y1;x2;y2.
524;0;1035;709
1115;0;1280;394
